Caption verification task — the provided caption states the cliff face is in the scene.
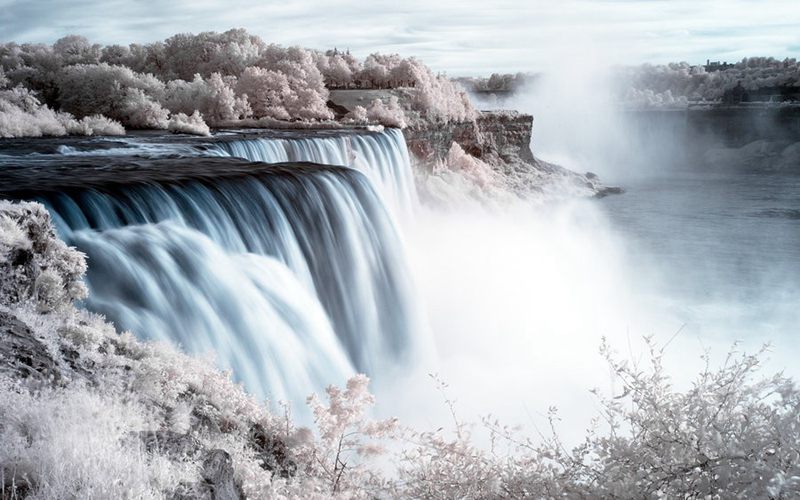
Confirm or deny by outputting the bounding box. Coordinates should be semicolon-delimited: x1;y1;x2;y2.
404;111;619;200
402;111;535;171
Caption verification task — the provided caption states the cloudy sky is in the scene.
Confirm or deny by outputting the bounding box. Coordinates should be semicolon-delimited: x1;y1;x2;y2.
1;0;798;74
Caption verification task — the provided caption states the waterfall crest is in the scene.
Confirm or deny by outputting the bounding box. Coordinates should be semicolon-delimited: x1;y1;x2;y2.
213;129;417;215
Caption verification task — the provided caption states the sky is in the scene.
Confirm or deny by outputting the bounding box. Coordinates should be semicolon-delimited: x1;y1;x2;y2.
1;0;799;75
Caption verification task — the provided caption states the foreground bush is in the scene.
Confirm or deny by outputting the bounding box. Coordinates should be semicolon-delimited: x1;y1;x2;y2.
397;340;800;499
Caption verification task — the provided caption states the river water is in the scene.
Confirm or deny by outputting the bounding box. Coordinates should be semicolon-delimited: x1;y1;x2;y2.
599;167;800;346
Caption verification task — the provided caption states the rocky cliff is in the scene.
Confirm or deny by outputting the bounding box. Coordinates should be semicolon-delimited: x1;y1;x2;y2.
403;111;620;201
403;111;535;169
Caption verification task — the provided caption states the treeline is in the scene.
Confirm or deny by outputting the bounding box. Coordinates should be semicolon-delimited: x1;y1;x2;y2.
620;57;800;108
0;29;475;137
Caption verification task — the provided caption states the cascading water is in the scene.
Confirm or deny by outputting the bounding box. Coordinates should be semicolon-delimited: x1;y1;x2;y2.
6;132;420;418
70;221;353;408
212;129;418;216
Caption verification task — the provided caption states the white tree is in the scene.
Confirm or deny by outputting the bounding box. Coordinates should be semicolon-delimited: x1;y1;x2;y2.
163;72;251;124
57;63;168;128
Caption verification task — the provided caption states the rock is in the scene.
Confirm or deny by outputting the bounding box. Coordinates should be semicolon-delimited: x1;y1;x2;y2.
594;186;625;198
201;450;242;500
326;99;350;119
140;433;243;500
403;111;615;198
168;449;243;500
402;111;536;170
138;431;202;459
0;309;60;382
248;424;296;478
1;475;32;500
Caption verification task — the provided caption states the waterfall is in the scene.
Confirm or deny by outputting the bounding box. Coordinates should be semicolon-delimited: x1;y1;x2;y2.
212;129;417;216
37;164;423;411
70;222;353;409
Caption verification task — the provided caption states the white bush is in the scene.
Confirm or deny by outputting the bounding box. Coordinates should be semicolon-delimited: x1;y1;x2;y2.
0;87;124;138
163;72;251;124
235;63;332;121
158;28;265;80
1;30;479;128
168;110;211;136
365;97;407;128
343;104;368;123
66;114;125;136
57;63;168;128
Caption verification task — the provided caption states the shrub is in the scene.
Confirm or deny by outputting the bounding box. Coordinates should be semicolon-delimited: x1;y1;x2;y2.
163;72;251;124
0;86;124;138
56;63;168;128
168;110;211;136
365;97;407;128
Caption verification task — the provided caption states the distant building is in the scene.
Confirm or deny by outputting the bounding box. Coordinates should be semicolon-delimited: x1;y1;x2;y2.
705;59;734;72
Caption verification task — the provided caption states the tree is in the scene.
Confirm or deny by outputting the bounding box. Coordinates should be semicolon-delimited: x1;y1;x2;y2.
56;63;168;128
163;73;251;124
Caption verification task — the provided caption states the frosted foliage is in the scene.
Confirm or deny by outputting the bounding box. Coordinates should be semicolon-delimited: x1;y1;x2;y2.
51;35;101;66
168;110;211;136
57;63;168;128
0;86;124;138
0;99;69;138
1;30;480;131
397;340;800;499
625;88;689;109
416;142;518;207
62;114;126;136
0;201;87;311
352;53;476;124
620;58;800;104
252;45;332;120
442;142;497;188
163;73;251;123
343;105;368;123
410;65;476;123
0;200;282;498
303;374;398;493
317;51;358;88
365;97;407;128
99;44;131;66
235;66;292;120
159;29;265;80
0;383;194;500
236;65;332;121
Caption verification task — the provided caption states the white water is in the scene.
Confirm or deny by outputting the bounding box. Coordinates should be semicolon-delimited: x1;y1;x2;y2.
213;128;418;217
39;154;426;418
71;222;353;411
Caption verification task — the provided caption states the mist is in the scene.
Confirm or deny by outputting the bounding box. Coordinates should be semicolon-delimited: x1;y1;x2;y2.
379;58;800;440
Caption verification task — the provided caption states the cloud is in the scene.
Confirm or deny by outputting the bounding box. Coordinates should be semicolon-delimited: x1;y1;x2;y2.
1;0;798;74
